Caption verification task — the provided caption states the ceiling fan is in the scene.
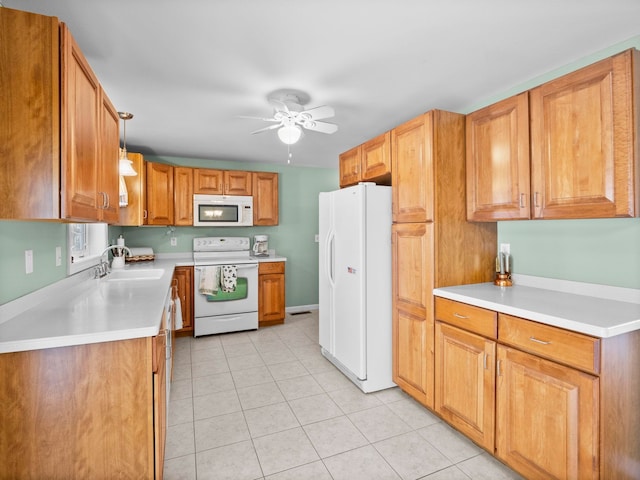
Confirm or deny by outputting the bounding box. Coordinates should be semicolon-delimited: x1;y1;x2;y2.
241;90;338;145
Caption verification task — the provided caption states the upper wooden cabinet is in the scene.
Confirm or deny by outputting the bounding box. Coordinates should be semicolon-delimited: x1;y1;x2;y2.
0;8;119;223
253;172;279;226
467;49;640;221
466;92;531;221
391;113;434;223
194;169;252;195
530;49;639;219
339;132;391;188
146;162;174;225
173;166;193;226
118;152;147;226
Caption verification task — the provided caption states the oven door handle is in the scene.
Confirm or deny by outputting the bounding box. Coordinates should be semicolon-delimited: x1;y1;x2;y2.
195;264;258;271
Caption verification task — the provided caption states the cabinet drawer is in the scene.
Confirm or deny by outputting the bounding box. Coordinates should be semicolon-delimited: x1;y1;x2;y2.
435;297;497;339
498;314;600;374
259;261;284;275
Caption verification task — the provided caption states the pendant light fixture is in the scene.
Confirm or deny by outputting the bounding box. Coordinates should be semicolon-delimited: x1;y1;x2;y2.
118;112;137;176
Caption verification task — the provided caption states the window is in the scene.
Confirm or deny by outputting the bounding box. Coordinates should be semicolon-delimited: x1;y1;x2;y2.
67;223;108;275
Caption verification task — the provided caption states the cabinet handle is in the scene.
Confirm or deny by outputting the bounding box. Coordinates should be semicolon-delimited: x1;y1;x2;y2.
105;192;110;208
529;336;551;345
483;352;488;370
519;193;526;208
534;192;541;208
143;210;148;219
453;313;468;319
497;359;502;376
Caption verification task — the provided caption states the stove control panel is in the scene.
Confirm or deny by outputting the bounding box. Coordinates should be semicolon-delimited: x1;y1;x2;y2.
193;236;250;252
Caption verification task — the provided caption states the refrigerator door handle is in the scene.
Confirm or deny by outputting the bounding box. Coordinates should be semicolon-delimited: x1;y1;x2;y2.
326;230;336;288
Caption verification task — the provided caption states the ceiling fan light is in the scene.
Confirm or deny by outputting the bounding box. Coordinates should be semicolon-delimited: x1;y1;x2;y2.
277;125;302;145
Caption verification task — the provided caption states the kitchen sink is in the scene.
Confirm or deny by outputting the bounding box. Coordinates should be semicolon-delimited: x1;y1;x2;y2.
105;268;165;281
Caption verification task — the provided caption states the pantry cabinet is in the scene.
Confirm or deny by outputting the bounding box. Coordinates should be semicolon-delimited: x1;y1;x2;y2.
339;131;391;188
194;168;252;195
434;297;640;480
0;332;168;478
258;262;286;326
0;8;120;222
467;49;640;221
173;266;194;336
253;171;279;225
174;166;194;226
391;110;497;410
146;162;175;225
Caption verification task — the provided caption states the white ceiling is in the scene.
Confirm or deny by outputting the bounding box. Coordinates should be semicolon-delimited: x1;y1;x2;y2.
6;1;640;168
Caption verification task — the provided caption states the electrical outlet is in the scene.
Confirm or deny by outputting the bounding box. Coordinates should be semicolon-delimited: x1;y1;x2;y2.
55;246;62;267
500;243;510;255
25;250;33;274
170;237;177;247
315;234;319;243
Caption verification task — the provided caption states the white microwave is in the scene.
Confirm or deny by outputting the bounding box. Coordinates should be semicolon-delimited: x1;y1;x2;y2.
193;194;254;227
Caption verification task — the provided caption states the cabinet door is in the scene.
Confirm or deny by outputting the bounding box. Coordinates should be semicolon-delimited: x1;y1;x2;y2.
146;162;174;225
466;93;531;221
253;172;279;225
153;328;167;480
118;152;147;226
496;346;599;480
173;266;193;333
435;322;495;451
530;49;639;219
224;170;252;195
362;131;391;182
194;168;224;194
258;273;286;326
339;145;361;188
173;167;193;226
392;113;433;223
392;222;435;408
0;8;60;220
60;24;101;222
98;90;120;223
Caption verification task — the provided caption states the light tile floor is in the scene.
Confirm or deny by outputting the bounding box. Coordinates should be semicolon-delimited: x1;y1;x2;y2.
164;311;524;480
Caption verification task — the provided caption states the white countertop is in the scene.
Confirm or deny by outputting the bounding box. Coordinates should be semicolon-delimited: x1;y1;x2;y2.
0;253;288;354
434;275;640;338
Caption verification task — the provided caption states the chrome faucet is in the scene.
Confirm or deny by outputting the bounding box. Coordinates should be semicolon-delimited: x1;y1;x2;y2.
94;245;132;278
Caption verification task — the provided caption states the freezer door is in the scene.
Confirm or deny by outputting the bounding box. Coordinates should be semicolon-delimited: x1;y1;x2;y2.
318;192;332;351
332;186;367;380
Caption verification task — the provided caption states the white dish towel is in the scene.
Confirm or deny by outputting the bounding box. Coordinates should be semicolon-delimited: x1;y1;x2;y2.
199;266;220;296
174;297;183;330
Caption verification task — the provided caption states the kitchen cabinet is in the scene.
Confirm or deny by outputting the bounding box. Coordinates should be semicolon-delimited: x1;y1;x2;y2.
339;131;391;188
466;92;531;221
434;297;640;480
0;8;120;222
174;166;194;226
258;261;285;326
194;168;252;195
435;299;497;451
0;330;169;478
118;152;148;226
173;266;194;336
467;49;640;221
147;162;175;225
252;171;279;225
391;110;497;409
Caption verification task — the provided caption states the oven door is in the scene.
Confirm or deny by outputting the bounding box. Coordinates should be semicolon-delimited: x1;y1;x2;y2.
193;263;259;336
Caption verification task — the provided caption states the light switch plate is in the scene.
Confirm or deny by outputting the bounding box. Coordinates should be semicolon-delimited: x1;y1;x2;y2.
170;237;177;246
25;250;33;274
55;246;62;266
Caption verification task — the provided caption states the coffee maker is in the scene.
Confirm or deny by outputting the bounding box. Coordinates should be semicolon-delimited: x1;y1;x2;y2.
252;234;269;256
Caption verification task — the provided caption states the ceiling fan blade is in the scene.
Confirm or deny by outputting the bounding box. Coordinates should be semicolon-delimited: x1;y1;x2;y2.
302;121;338;134
238;115;279;122
299;105;334;120
251;124;281;134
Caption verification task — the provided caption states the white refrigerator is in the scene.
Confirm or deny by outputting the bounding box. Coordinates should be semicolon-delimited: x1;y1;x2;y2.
318;183;395;393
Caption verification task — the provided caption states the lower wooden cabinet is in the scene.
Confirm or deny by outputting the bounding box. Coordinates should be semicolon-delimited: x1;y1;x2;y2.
173;266;194;336
258;261;285;326
0;333;168;478
434;297;640;480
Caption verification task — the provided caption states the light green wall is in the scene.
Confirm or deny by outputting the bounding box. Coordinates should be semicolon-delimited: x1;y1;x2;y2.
461;35;640;290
